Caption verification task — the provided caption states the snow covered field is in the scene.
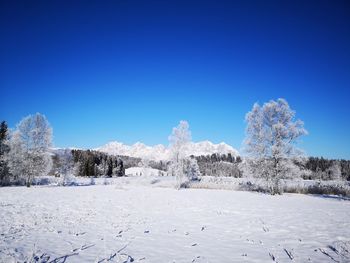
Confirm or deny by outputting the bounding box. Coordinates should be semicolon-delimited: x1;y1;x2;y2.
1;177;350;262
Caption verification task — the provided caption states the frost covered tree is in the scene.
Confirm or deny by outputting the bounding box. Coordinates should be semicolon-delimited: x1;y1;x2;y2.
185;157;201;181
327;162;342;181
57;149;75;185
6;130;27;184
168;120;191;188
242;99;307;194
7;113;53;186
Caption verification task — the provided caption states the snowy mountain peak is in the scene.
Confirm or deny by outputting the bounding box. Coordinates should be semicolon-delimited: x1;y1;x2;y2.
96;141;239;161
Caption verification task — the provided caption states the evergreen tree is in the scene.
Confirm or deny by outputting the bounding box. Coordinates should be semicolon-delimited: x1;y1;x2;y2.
186;157;201;181
0;121;10;185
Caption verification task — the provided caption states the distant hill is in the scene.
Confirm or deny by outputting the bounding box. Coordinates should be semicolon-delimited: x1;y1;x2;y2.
96;140;239;161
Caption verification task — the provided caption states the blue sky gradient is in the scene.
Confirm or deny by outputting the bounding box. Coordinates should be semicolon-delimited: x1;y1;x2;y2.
1;0;350;158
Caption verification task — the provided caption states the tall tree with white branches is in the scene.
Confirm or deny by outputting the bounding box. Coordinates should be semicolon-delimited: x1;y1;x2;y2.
7;113;53;186
242;98;307;194
168;120;192;188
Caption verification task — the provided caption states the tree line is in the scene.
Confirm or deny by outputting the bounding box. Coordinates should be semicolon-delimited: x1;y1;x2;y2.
70;149;124;177
304;157;350;181
47;148;350;182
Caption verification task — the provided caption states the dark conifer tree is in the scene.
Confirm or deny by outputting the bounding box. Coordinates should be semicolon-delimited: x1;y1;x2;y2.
0;121;10;185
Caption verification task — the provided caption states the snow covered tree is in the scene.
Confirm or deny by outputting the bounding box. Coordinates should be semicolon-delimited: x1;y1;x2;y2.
242;99;307;194
7;113;53;186
57;149;75;185
168;120;191;188
6;130;27;184
185;157;201;181
327;161;342;181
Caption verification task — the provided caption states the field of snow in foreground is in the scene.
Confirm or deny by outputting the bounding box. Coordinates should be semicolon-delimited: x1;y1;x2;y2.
1;180;350;262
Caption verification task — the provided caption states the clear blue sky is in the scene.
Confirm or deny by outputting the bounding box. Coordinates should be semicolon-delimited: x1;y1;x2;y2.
1;0;350;159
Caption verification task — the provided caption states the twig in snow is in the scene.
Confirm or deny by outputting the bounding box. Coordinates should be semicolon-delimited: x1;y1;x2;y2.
106;253;117;261
120;253;134;262
319;248;340;263
81;244;95;250
192;256;201;262
283;248;294;260
49;252;79;263
269;252;278;262
328;245;340;255
117;243;129;253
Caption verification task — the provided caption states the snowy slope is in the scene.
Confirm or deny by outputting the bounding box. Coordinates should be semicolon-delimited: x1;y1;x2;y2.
0;181;349;262
96;140;239;161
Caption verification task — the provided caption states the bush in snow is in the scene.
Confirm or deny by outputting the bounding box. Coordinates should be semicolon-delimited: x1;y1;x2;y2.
90;177;96;185
62;173;77;186
241;99;308;195
103;177;111;185
306;181;350;196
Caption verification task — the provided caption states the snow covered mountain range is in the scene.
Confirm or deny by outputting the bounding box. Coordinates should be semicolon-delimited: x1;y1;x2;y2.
96;141;239;161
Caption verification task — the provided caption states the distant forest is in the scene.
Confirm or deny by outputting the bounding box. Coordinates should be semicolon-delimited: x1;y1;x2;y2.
52;149;350;181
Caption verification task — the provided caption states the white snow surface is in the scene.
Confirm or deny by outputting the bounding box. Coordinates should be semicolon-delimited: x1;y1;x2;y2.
1;176;350;262
96;140;239;161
